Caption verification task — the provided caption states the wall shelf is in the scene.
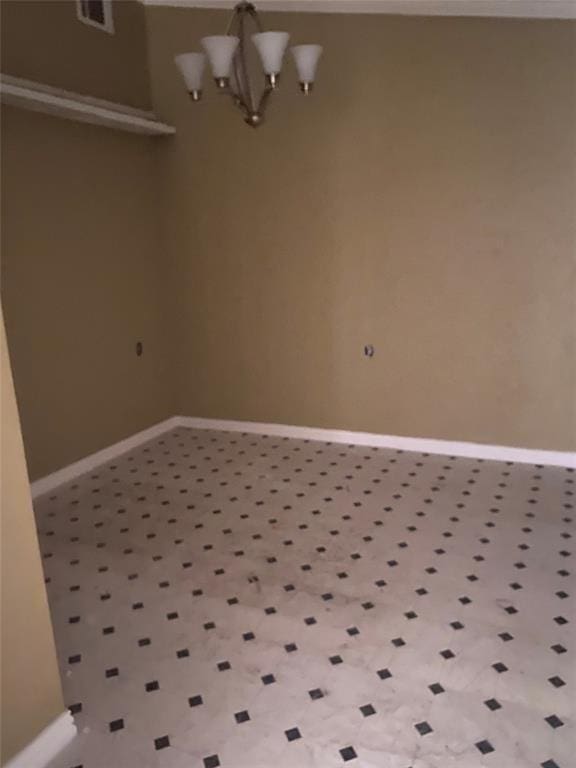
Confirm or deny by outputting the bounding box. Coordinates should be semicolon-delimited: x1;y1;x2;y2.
0;74;175;136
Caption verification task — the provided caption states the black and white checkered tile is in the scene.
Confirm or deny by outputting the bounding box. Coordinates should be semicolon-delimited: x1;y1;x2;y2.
36;428;573;768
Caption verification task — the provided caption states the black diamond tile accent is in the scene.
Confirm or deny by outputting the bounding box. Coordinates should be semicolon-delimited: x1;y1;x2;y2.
484;698;502;711
359;704;376;717
235;710;250;723
285;727;301;742
429;683;444;695
450;620;464;630
545;714;564;729
492;662;508;673
145;680;159;692
548;675;565;688
109;718;124;732
261;674;276;685
340;746;357;761
475;740;495;754
154;735;170;750
309;688;324;700
204;756;220;768
377;668;392;680
330;655;343;665
189;695;203;707
415;721;433;736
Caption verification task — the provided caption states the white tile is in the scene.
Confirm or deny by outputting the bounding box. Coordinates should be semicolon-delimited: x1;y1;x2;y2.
38;428;574;768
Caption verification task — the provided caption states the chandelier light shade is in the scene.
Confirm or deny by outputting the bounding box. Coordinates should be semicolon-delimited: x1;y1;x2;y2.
174;52;206;101
252;31;290;79
174;1;323;128
201;35;240;86
291;44;323;94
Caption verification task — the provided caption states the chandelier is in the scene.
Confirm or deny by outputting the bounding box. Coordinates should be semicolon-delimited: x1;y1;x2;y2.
174;1;323;128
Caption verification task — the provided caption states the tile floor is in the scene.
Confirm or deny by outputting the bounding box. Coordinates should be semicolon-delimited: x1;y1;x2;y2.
35;427;574;768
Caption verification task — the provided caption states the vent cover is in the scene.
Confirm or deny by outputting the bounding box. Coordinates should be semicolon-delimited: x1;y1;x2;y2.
77;0;114;34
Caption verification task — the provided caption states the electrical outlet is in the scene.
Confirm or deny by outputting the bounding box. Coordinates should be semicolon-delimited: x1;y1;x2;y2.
364;344;375;358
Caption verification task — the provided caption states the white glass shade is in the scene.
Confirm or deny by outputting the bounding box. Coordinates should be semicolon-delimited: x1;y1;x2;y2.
201;35;239;79
291;44;323;84
174;52;205;92
252;31;290;75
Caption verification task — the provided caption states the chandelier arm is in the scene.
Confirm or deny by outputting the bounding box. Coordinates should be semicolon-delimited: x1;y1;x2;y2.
256;84;273;118
224;5;250;115
231;54;247;112
232;90;250;117
225;3;241;35
237;9;256;114
246;4;263;32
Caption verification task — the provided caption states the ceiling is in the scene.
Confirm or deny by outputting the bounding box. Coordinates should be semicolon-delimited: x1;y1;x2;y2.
141;0;576;19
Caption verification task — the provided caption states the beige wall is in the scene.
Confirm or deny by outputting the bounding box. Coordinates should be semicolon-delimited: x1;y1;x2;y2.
1;6;575;486
1;1;173;482
1;0;151;109
147;8;576;451
1;310;64;763
1;107;173;481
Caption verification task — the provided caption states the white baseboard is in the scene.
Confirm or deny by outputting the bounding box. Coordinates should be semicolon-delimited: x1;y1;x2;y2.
31;417;179;499
175;416;576;469
30;414;576;499
4;711;76;768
